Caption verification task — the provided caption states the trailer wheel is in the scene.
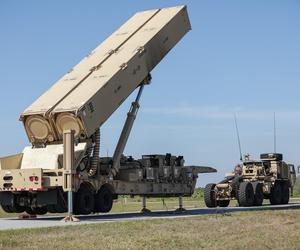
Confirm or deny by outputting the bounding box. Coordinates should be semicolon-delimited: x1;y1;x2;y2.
218;200;230;207
26;207;47;215
1;204;25;213
25;207;36;215
281;181;290;204
270;182;282;205
252;182;264;206
12;199;26;213
94;186;113;213
1;204;14;213
13;204;25;213
1;195;25;213
74;186;95;215
204;183;217;208
33;206;48;215
238;182;254;207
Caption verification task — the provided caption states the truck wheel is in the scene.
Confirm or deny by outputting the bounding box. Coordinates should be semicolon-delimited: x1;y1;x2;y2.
204;183;217;208
252;182;264;206
13;204;25;213
238;182;254;207
26;207;47;215
269;182;282;205
25;207;36;215
281;182;290;204
95;186;113;213
12;199;26;213
74;186;95;215
34;207;48;215
1;204;14;213
218;200;230;207
1;196;25;213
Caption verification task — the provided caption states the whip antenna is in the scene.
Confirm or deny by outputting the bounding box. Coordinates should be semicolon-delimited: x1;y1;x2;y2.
274;112;277;153
234;114;243;161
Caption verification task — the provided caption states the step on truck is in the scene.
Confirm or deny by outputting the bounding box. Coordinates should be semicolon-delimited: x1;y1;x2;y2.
0;5;216;215
204;153;296;208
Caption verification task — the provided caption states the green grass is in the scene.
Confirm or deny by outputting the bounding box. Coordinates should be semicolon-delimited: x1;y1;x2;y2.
292;176;300;197
1;209;300;250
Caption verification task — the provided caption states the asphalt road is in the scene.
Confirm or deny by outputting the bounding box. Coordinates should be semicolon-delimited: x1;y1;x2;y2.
0;203;299;231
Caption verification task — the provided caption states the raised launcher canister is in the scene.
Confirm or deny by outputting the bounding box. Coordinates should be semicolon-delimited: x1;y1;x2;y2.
20;5;191;147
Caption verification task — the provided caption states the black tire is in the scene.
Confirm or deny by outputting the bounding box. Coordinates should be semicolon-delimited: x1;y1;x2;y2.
1;195;25;213
238;182;254;207
26;207;47;215
34;207;48;215
9;195;25;213
74;186;95;215
204;183;217;208
95;186;113;213
281;181;290;204
270;182;282;205
252;182;264;206
25;207;36;215
13;205;25;213
218;200;230;207
13;202;26;213
1;204;14;213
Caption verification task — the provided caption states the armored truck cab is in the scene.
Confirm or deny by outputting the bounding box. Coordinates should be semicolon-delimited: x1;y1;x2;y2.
204;153;296;208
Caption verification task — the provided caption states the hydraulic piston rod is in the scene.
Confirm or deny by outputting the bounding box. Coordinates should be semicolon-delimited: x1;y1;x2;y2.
110;76;151;176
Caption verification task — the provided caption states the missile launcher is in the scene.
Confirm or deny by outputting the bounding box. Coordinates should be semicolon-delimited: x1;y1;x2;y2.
21;6;191;146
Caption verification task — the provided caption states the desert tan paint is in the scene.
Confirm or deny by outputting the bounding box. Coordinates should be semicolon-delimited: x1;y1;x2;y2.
20;5;191;145
0;153;23;170
22;9;159;115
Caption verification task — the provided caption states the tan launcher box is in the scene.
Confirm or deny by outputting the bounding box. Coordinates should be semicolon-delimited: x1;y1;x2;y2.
20;5;191;145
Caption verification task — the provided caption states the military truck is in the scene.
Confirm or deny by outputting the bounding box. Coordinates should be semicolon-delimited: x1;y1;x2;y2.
0;6;216;215
204;153;296;207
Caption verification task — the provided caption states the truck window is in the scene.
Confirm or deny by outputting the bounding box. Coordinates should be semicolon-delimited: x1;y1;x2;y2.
289;165;295;174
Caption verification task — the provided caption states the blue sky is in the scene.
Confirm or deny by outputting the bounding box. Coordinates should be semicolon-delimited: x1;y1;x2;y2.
0;1;299;186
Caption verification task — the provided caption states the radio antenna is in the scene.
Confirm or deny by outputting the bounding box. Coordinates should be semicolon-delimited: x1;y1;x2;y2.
273;112;277;153
234;114;243;161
